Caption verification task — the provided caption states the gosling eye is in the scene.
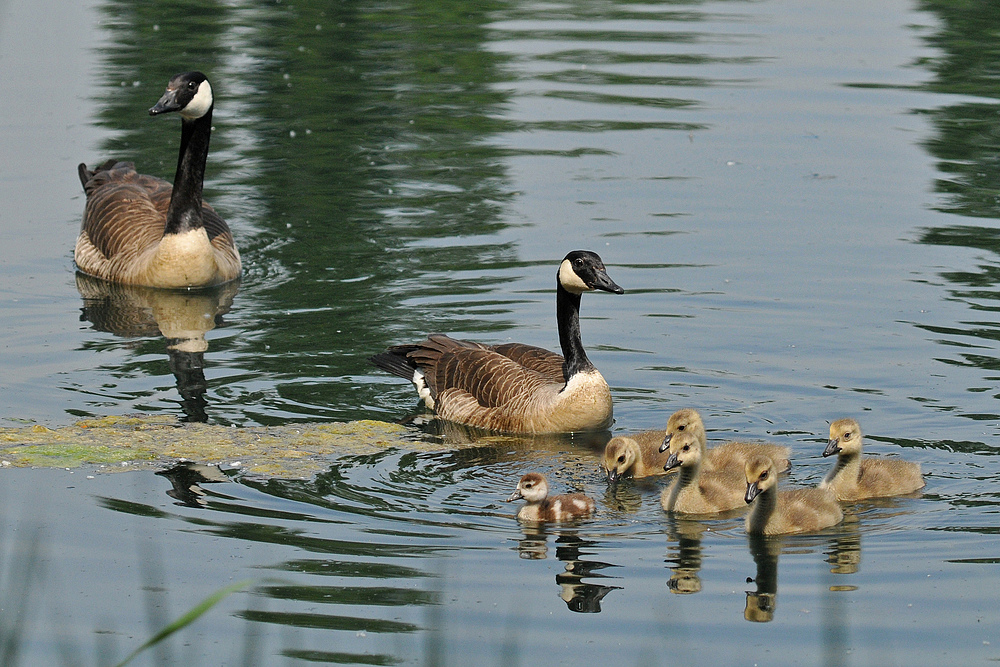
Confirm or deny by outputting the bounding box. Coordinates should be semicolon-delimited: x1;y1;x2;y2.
682;445;690;452
843;432;852;440
617;455;625;463
759;470;769;481
677;425;686;432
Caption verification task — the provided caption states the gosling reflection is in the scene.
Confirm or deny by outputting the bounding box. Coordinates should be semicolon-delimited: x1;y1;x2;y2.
156;461;230;507
744;528;862;623
745;534;780;622
76;274;238;422
514;527;621;613
663;516;707;594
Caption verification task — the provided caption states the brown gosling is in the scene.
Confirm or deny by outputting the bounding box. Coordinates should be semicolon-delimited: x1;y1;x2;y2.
821;418;924;501
660;408;792;474
744;456;843;535
602;431;670;482
506;472;595;522
660;430;747;514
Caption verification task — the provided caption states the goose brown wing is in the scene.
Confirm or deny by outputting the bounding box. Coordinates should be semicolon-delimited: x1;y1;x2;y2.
80;161;171;262
489;343;565;382
433;346;558;409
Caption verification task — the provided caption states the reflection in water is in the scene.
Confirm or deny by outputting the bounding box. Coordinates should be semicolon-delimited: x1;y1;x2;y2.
428;418;611;454
745;534;780;622
663;517;706;595
76;274;238;422
155;461;231;508
515;527;621;613
744;527;862;623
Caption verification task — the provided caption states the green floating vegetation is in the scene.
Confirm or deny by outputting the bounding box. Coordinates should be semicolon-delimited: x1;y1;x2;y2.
0;415;425;478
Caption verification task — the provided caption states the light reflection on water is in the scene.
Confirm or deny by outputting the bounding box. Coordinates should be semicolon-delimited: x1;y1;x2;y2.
1;0;1000;663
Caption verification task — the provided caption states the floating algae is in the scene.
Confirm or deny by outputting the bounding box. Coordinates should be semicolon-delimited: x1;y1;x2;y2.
0;415;426;478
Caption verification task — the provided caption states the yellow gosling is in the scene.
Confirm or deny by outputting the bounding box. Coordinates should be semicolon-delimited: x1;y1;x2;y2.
821;418;924;501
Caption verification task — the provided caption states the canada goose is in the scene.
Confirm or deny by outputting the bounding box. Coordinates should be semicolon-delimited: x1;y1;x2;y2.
744;456;843;535
370;250;624;433
602;432;670;482
660;430;747;514
75;71;241;288
659;408;791;474
821;418;924;501
506;472;596;522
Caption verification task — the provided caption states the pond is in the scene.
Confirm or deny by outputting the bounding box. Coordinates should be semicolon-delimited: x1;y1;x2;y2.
1;0;999;664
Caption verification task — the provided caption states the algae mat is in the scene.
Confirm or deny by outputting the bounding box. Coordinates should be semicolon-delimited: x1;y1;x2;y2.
0;416;426;478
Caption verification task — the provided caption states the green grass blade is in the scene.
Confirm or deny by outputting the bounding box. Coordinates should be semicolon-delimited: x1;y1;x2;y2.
113;579;252;667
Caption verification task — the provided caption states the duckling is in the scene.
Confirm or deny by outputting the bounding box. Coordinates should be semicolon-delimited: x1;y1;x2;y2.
506;472;595;522
660;430;747;514
602;431;670;482
660;408;791;474
821;418;924;501
744;456;842;535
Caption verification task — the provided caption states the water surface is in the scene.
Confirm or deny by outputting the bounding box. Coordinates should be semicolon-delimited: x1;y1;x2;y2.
1;0;999;664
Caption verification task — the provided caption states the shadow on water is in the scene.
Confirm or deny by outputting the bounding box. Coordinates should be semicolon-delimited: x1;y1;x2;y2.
76;274;239;422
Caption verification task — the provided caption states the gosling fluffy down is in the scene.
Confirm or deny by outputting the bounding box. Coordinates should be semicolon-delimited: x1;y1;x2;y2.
660;408;792;473
660;430;747;514
506;472;595;522
744;455;843;535
821;418;924;501
602;432;671;482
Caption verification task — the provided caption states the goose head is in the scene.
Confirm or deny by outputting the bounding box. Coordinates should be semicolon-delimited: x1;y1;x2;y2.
663;429;702;472
660;407;706;453
150;71;214;120
744;456;777;504
603;437;639;483
507;472;549;503
557;251;624;295
824;418;862;457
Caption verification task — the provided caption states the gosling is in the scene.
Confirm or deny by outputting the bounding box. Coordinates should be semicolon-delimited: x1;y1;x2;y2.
744;456;843;535
602;432;670;482
821;418;924;501
507;472;595;522
660;430;747;514
660;408;792;473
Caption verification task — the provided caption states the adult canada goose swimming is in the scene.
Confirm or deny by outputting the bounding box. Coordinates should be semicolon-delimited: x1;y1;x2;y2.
744;455;843;535
660;429;747;514
659;408;792;474
75;71;241;288
506;472;595;522
821;418;924;501
370;250;624;433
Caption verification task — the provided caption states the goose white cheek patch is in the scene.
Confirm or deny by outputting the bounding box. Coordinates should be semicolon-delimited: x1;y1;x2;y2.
558;259;591;294
180;80;214;120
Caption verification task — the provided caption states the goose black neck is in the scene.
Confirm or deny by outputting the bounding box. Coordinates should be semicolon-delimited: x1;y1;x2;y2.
164;108;212;236
556;283;594;382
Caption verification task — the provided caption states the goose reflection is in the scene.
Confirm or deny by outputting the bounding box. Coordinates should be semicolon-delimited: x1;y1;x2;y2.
156;460;230;507
76;273;238;422
514;527;621;613
663;516;707;594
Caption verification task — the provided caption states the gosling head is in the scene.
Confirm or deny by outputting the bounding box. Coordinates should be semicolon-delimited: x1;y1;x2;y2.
744;456;777;504
149;71;214;121
663;430;703;472
507;472;549;504
557;250;625;296
660;407;706;453
603;437;639;483
824;418;863;458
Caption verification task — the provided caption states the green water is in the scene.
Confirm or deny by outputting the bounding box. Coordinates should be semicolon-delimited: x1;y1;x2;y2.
1;0;999;664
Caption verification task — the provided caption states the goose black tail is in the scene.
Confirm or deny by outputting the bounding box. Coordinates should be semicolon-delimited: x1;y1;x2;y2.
369;345;421;380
